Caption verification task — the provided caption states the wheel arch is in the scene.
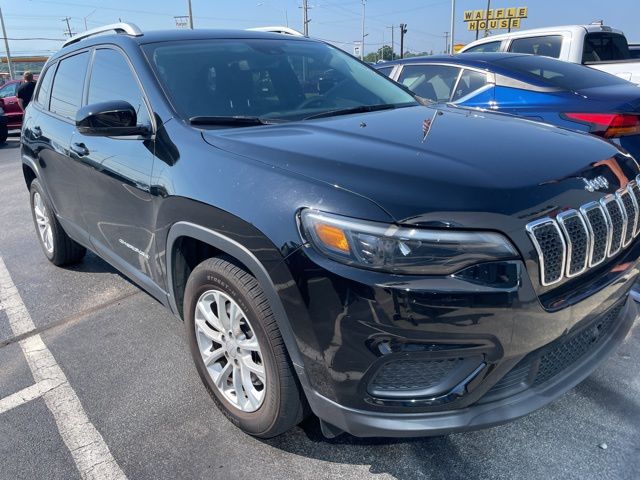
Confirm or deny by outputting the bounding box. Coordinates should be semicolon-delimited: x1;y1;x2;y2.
166;221;306;369
22;157;38;190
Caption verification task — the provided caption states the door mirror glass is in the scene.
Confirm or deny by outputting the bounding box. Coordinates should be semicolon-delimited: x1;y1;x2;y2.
76;100;148;136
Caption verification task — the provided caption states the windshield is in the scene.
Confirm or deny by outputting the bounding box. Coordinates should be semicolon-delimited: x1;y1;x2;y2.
493;54;632;90
143;38;417;123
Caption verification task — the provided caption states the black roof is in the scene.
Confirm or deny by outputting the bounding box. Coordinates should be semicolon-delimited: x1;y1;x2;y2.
51;28;314;61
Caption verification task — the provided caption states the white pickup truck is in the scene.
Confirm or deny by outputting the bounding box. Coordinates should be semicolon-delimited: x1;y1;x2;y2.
459;24;640;85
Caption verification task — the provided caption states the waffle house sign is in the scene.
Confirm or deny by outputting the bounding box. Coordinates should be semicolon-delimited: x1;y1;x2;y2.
464;7;528;31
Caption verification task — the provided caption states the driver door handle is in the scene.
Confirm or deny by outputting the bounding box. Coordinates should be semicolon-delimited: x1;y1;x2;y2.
70;142;89;157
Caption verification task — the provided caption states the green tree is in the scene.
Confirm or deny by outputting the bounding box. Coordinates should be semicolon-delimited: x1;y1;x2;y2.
363;44;394;63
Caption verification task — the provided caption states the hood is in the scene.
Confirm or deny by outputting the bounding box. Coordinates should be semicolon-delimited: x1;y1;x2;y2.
202;105;637;229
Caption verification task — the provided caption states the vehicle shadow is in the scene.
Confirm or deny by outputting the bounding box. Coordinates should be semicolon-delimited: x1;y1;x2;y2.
261;359;640;479
263;416;492;480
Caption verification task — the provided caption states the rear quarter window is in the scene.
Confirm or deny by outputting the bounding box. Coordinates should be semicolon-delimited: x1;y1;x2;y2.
34;64;55;108
49;52;89;120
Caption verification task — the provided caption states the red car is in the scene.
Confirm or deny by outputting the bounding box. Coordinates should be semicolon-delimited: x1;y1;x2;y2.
0;79;26;129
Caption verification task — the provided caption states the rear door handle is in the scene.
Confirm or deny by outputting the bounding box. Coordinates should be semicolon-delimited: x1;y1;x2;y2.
70;142;89;157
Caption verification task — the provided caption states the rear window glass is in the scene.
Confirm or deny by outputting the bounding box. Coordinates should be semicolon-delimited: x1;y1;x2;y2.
630;47;640;60
509;35;562;58
582;33;631;63
494;55;631;90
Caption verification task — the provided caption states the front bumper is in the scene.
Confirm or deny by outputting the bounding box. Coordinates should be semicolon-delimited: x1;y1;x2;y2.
275;239;640;437
304;296;636;437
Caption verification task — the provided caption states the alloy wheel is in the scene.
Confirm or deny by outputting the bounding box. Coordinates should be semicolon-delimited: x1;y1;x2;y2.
33;192;54;254
194;289;266;412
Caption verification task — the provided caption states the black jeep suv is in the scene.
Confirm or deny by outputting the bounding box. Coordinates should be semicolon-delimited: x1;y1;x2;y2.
21;24;640;438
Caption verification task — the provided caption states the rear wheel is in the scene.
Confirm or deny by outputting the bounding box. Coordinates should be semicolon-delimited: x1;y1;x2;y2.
0;122;7;143
184;256;306;437
29;179;86;266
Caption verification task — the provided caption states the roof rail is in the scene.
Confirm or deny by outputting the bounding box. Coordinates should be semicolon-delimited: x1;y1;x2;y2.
247;26;304;37
63;22;143;48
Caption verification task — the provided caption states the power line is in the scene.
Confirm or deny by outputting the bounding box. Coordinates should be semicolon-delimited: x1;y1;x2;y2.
0;37;65;41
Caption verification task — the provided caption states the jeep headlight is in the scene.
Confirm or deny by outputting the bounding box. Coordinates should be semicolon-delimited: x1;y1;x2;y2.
299;209;519;275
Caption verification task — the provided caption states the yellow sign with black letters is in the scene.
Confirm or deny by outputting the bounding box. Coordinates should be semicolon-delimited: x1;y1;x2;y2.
464;6;527;31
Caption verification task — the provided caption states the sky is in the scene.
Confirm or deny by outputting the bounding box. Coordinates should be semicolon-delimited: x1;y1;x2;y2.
1;0;639;57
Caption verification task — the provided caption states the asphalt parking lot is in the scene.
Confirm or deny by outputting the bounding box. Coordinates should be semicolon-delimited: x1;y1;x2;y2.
0;136;639;480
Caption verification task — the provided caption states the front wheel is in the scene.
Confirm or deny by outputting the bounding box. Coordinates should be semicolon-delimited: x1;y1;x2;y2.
184;257;306;438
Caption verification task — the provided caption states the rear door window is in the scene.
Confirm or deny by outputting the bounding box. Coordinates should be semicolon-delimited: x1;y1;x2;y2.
49;52;89;120
464;41;501;53
452;69;488;101
582;33;631;63
377;66;394;77
88;48;151;127
397;64;461;101
34;64;55;108
508;35;563;58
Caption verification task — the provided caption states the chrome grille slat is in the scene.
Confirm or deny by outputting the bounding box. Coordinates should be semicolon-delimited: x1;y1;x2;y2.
617;189;636;247
625;181;640;238
527;185;640;287
601;195;625;257
557;210;589;277
580;202;610;267
526;218;566;286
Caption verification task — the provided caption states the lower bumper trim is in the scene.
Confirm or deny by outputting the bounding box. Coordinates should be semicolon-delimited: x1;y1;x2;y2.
303;297;637;438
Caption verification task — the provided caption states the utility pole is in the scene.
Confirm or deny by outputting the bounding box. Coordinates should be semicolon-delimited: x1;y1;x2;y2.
387;25;395;60
62;17;73;37
444;31;449;54
187;0;194;29
0;8;14;80
360;0;366;61
399;23;407;59
484;0;491;37
302;0;310;36
449;0;455;54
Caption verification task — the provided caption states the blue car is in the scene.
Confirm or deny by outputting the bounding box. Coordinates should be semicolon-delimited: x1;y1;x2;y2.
376;52;640;159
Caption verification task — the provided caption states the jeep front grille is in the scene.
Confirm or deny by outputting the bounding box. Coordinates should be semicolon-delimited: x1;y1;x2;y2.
527;178;640;287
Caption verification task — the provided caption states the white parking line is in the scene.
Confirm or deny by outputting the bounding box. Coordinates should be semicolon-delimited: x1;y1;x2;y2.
0;381;57;415
0;256;127;480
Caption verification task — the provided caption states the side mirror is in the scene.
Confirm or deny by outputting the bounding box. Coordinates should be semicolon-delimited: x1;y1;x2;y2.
76;100;149;137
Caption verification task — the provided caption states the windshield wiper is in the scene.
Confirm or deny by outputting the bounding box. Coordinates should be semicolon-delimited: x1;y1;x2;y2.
189;116;281;126
303;104;399;120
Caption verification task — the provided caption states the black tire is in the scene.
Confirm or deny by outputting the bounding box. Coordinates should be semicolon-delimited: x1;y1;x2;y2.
0;123;7;144
184;256;306;438
29;179;86;266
